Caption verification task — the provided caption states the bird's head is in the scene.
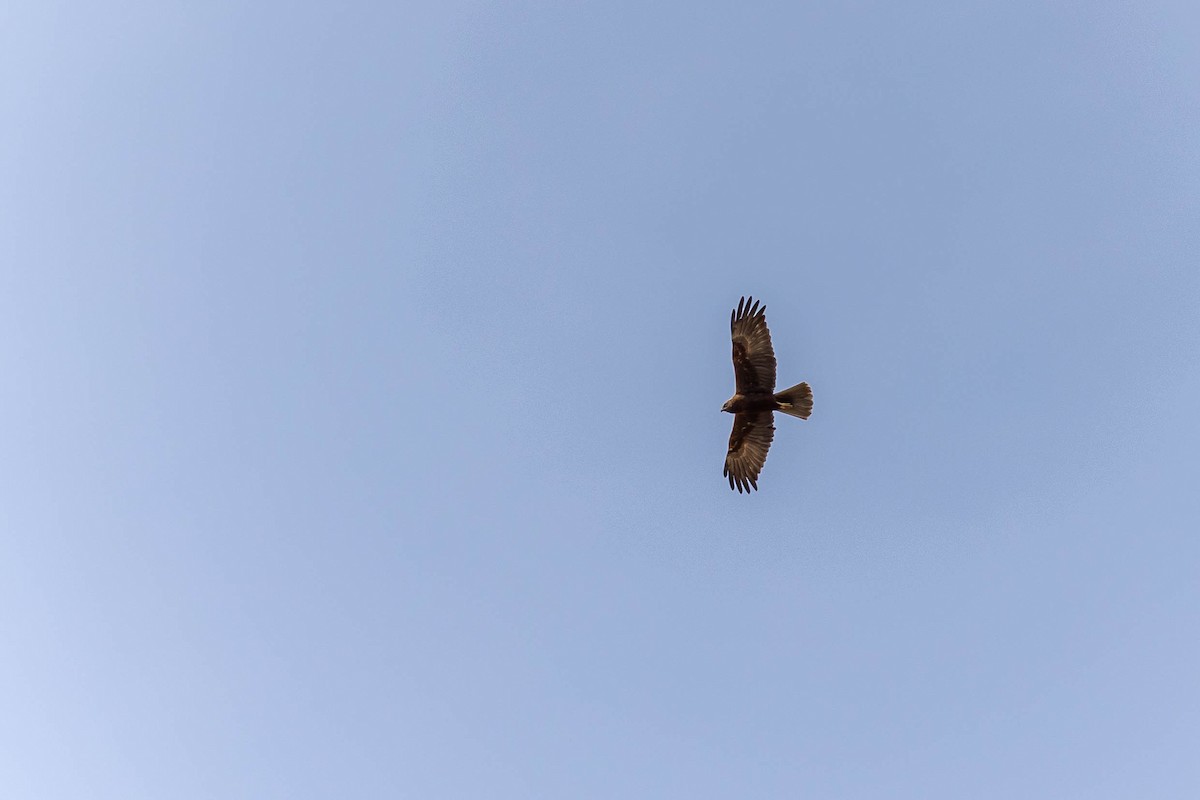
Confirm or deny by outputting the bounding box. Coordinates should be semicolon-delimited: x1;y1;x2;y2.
721;395;740;413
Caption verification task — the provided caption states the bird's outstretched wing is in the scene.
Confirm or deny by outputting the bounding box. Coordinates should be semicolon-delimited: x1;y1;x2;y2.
731;296;777;393
724;411;775;493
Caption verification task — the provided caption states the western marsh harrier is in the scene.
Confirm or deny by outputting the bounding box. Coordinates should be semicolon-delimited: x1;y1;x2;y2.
721;296;813;493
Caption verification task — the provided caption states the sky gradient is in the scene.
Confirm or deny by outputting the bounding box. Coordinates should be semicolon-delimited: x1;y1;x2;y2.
3;2;1199;797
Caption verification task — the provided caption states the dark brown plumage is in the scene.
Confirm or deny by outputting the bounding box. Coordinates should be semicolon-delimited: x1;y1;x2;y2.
721;296;813;493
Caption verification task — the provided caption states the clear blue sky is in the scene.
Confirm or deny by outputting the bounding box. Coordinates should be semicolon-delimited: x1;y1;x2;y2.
3;2;1198;797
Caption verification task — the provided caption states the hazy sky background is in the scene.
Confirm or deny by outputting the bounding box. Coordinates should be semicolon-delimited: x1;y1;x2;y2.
3;2;1198;797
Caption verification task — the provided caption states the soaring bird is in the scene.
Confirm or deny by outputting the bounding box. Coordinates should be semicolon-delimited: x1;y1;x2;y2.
721;296;813;493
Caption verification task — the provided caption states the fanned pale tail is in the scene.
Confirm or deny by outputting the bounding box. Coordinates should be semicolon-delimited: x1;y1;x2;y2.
774;382;813;419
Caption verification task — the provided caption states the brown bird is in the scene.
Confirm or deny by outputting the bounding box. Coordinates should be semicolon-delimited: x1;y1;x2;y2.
721;296;813;493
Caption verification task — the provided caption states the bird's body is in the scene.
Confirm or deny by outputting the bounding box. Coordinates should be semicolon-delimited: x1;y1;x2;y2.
721;296;813;493
720;391;782;416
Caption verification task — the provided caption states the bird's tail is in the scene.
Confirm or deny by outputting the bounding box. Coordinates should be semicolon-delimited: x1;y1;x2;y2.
774;382;813;419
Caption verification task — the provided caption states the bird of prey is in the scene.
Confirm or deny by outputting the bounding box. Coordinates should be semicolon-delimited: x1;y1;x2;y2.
721;296;813;493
